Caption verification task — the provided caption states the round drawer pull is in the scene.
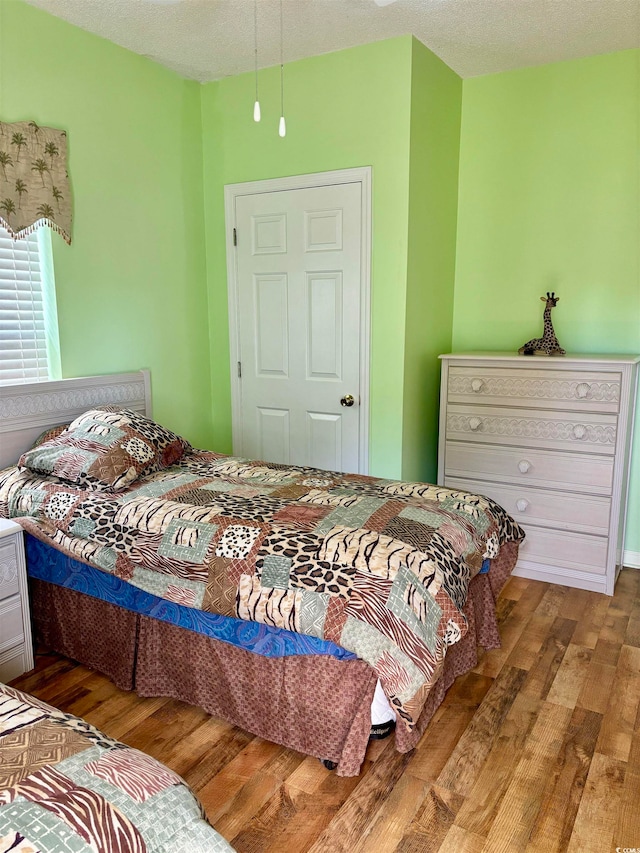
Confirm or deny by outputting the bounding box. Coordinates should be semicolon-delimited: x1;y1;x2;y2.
573;424;587;440
471;378;484;393
468;417;482;431
576;382;591;399
516;499;529;513
518;460;531;474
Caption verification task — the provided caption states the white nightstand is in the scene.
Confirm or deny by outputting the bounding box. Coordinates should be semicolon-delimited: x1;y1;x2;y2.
0;518;34;682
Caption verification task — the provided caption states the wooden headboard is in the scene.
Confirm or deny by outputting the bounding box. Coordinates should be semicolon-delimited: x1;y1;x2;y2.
0;370;151;469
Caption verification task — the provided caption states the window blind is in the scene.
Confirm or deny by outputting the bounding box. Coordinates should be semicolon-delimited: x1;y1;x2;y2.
0;227;49;383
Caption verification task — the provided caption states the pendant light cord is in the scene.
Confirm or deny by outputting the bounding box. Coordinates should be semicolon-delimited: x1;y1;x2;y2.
280;0;284;117
253;0;261;121
254;0;259;102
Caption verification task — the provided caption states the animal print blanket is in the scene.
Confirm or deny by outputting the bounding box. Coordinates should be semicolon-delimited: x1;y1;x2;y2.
0;684;234;852
0;453;524;728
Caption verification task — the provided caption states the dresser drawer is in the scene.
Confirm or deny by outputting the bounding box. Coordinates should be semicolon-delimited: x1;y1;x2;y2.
446;405;618;455
516;526;608;575
445;477;611;537
447;366;621;413
0;539;20;600
444;442;614;496
0;595;24;653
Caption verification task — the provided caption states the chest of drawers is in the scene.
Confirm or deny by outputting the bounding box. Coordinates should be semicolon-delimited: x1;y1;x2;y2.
0;518;34;681
438;353;639;595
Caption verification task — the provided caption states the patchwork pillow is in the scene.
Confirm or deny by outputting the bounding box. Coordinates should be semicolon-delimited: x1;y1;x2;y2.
19;409;191;491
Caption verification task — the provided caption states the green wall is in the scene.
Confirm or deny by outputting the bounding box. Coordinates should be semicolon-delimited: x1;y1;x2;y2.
0;0;212;446
201;37;414;478
454;50;640;553
401;39;461;482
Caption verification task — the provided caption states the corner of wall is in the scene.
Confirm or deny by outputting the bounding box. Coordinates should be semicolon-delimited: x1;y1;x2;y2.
401;39;462;482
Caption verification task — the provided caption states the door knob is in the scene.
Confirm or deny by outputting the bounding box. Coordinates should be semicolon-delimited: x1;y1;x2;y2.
340;394;355;407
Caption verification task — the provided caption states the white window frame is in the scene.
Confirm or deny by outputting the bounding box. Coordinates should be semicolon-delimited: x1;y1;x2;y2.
0;226;61;385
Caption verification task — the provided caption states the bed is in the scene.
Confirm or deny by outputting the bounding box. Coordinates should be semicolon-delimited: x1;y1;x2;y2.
0;371;525;776
0;682;235;852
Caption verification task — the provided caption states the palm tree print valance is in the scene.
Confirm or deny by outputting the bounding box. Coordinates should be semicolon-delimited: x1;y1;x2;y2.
0;120;72;244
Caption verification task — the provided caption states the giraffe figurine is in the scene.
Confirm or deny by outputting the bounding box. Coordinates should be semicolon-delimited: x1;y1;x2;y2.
518;292;566;356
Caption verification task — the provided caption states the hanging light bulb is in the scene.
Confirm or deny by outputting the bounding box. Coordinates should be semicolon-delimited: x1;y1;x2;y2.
278;0;286;137
253;0;261;121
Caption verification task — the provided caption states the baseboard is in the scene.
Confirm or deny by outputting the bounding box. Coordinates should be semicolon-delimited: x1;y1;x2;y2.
512;563;607;595
623;550;640;569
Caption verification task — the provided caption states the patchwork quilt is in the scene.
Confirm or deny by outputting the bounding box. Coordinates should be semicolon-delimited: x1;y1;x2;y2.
0;684;234;853
0;453;524;728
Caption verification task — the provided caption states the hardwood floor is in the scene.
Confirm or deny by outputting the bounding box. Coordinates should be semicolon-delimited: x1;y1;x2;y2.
11;569;640;852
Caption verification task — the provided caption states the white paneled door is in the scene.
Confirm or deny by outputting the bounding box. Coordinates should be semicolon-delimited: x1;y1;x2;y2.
233;180;365;473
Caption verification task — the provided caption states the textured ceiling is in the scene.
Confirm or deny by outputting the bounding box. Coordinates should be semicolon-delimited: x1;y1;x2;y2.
22;0;640;82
